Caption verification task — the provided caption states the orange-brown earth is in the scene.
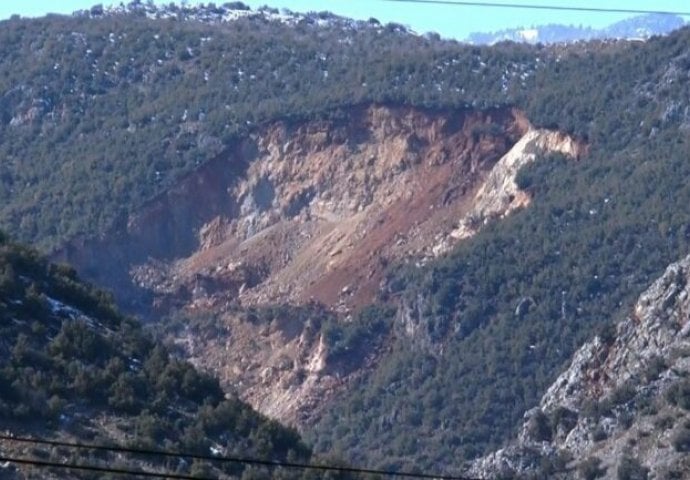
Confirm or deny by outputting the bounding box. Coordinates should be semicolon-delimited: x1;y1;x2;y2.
132;105;529;311
57;104;585;427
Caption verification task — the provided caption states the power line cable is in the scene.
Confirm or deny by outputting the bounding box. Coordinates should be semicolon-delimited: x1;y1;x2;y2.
0;434;480;480
0;455;212;480
381;0;690;16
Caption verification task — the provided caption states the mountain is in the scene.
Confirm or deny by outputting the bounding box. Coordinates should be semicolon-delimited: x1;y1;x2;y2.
605;13;687;40
470;255;690;478
2;1;690;476
0;231;325;479
467;13;687;45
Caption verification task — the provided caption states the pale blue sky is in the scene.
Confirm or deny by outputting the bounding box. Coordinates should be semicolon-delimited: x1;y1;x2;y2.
1;1;687;39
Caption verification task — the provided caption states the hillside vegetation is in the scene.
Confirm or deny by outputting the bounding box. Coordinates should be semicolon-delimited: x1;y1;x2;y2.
0;4;536;250
0;231;331;479
310;29;690;470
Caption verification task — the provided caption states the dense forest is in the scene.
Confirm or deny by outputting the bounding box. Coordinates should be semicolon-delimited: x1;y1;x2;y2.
2;1;690;475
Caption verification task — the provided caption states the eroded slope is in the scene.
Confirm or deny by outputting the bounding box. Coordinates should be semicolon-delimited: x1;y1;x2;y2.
58;104;584;426
57;104;582;428
158;105;526;310
126;105;583;314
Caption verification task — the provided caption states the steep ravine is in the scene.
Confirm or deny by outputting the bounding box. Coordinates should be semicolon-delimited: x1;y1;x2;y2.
54;104;584;427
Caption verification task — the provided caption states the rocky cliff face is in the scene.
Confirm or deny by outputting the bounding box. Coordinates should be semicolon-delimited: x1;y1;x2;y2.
470;256;690;479
55;104;582;427
435;128;583;253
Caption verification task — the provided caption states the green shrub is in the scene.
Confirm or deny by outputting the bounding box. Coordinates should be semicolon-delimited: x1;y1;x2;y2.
617;456;649;480
666;379;690;410
671;426;690;452
578;456;605;480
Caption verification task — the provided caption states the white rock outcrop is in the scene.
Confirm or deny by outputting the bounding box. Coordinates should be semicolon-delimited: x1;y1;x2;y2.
449;128;582;242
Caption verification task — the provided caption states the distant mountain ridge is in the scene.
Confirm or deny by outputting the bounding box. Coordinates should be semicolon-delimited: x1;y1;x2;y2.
467;13;687;44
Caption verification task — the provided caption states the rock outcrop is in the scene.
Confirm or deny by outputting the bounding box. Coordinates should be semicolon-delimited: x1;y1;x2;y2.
470;256;690;479
440;128;583;248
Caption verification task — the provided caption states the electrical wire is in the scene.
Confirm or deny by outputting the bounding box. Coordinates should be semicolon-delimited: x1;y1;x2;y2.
381;0;690;16
0;455;212;480
0;434;481;480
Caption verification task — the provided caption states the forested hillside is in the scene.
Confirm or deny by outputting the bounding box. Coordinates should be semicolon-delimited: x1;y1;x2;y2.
1;3;685;253
2;2;690;476
0;231;323;479
311;29;690;471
